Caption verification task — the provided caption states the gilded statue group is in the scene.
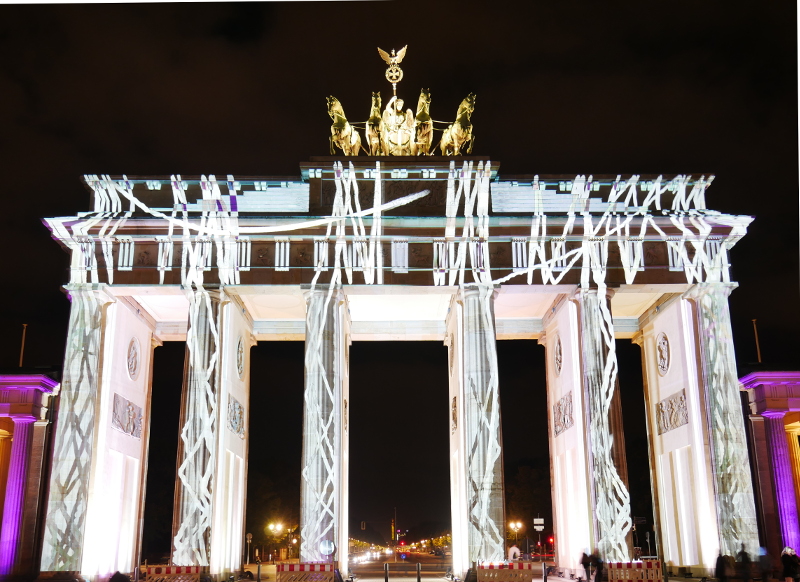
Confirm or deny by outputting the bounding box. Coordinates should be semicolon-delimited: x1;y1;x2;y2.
326;46;476;157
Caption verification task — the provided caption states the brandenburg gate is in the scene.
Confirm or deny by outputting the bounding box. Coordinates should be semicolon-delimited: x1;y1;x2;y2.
37;48;759;582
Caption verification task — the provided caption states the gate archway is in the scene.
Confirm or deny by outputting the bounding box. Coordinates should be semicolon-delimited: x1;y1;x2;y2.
39;159;758;581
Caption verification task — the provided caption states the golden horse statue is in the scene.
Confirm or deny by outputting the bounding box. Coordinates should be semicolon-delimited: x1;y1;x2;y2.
327;96;362;156
414;89;433;156
440;93;476;156
366;92;385;156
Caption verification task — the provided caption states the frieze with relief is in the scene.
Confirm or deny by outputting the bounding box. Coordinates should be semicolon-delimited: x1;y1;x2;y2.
111;393;143;439
553;391;574;436
656;389;688;435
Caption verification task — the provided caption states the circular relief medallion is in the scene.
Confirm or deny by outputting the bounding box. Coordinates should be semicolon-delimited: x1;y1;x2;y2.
657;332;670;376
236;336;245;377
127;337;140;380
554;336;563;376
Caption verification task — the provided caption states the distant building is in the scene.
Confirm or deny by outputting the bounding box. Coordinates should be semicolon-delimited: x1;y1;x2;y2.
0;369;59;580
741;369;800;561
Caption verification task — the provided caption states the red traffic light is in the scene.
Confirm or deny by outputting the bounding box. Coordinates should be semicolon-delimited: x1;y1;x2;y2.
537;542;541;546
549;537;554;543
399;541;405;546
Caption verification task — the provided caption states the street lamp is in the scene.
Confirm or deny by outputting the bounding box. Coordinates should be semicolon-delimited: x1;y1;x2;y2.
509;521;522;544
268;523;284;562
247;533;253;564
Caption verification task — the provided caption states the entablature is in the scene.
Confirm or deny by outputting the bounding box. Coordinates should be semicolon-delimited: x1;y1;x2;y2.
44;159;752;291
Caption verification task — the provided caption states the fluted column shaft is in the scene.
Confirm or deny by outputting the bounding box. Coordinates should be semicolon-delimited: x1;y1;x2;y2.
684;283;759;555
577;288;631;561
763;413;800;548
300;287;345;563
789;430;800;527
0;432;11;528
460;286;505;563
173;289;222;566
41;286;110;572
0;417;36;574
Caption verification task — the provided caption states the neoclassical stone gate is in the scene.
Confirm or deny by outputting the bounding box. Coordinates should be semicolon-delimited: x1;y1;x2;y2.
39;158;758;580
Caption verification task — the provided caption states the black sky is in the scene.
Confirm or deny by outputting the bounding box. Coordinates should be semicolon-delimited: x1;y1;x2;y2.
0;0;797;553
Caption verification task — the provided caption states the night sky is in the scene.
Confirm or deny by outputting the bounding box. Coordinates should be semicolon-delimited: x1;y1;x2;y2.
0;1;796;558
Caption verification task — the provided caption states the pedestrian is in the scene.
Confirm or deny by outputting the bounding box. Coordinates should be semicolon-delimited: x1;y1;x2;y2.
782;548;799;582
715;553;728;582
759;547;773;582
591;549;604;582
737;544;752;582
581;551;592;582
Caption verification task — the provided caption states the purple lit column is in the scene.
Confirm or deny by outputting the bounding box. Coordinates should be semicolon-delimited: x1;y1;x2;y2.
0;416;35;575
763;412;800;549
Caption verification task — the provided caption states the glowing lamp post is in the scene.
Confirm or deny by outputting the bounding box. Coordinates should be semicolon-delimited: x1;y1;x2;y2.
268;523;283;562
509;521;522;544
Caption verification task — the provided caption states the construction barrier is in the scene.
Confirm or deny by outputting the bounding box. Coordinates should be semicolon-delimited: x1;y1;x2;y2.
477;562;535;582
144;565;205;582
607;561;662;582
276;563;336;582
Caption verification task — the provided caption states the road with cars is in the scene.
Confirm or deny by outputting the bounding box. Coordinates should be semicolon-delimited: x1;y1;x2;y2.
349;551;452;582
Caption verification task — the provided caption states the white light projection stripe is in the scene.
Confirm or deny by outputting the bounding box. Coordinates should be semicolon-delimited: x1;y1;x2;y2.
56;165;750;568
684;284;760;556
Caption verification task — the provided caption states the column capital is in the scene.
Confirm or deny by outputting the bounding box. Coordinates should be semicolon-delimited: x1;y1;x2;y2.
458;284;498;300
302;285;343;302
682;282;739;301
574;286;616;302
631;330;644;347
63;283;116;305
184;286;222;301
761;410;788;420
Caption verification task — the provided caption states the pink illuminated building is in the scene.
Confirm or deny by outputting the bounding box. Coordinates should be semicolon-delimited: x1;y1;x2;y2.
742;371;800;561
0;372;59;579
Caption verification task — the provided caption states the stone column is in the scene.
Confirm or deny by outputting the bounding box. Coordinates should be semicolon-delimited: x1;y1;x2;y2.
173;289;222;566
300;287;347;563
0;416;35;574
459;286;505;563
19;420;51;577
0;430;11;528
684;283;759;555
762;413;800;548
788;429;800;527
576;288;631;561
40;286;112;573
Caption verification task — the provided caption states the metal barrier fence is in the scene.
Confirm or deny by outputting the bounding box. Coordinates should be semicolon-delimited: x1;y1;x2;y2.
144;565;206;582
608;561;663;582
477;562;535;582
276;563;336;582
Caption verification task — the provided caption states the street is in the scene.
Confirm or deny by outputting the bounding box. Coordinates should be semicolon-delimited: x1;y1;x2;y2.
349;552;451;582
